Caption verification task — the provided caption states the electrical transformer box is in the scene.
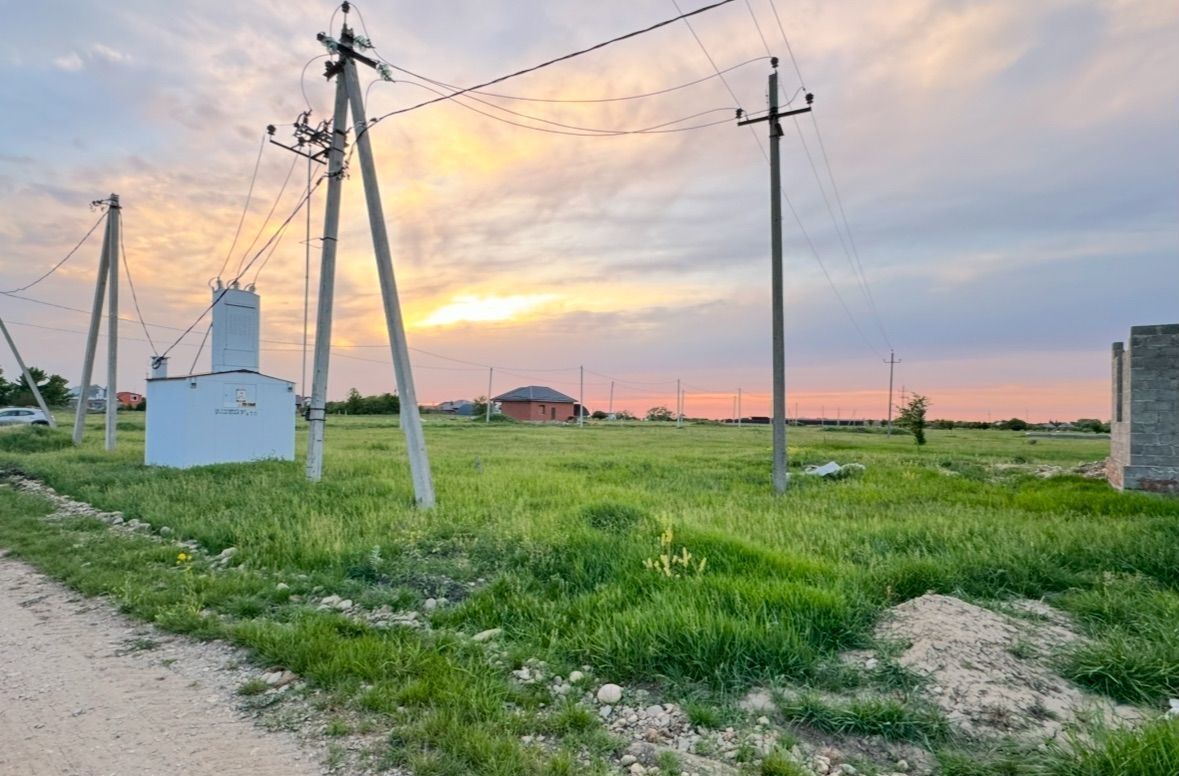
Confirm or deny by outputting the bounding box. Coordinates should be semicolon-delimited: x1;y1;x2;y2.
145;370;294;468
211;285;260;373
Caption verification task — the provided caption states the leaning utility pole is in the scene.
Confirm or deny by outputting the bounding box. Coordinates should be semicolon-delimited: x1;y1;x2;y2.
0;316;56;427
884;349;901;435
738;59;813;493
72;198;119;446
305;24;435;507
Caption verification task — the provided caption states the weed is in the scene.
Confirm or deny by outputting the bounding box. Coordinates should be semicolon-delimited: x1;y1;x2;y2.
238;678;269;696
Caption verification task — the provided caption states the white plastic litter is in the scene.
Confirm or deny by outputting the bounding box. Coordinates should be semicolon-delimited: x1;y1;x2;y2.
803;461;866;478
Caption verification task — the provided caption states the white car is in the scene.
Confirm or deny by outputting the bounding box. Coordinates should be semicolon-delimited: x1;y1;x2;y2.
0;407;51;426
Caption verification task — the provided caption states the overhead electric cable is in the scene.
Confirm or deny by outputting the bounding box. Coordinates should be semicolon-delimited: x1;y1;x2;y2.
234;153;300;277
118;225;158;355
766;0;805;89
357;0;739;130
157;173;326;361
1;212;106;294
215;133;267;280
383;80;736;137
743;0;774;58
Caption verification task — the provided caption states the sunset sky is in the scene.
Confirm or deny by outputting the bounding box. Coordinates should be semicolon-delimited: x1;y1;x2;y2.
1;0;1175;421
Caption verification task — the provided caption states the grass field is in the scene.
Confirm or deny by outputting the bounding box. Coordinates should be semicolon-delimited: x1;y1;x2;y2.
1;414;1177;774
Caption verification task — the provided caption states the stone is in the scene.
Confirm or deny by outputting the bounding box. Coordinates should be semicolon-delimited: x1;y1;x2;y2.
738;689;775;712
335;599;353;610
839;766;857;775
473;628;502;642
756;715;769;726
424;598;438;611
894;759;910;772
597;683;623;704
600;705;613;719
620;754;637;766
813;755;831;774
629;764;646;775
275;582;289;591
568;670;584;683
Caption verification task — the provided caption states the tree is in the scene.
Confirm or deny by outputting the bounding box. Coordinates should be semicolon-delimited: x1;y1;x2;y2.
590;410;608;420
0;367;11;404
1000;417;1029;431
646;406;674;422
615;409;636;421
897;394;930;445
11;367;71;407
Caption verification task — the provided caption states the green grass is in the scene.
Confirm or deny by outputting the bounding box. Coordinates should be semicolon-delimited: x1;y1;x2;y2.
1;415;1177;773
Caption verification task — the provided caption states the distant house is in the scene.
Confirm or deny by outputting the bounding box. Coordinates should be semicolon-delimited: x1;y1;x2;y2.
68;384;107;413
492;385;576;422
116;391;144;409
437;399;476;417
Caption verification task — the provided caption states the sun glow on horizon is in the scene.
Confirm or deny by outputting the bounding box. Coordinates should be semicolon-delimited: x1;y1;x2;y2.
417;293;559;328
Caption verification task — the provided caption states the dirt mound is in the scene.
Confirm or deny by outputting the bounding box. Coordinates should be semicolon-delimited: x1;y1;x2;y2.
876;594;1140;740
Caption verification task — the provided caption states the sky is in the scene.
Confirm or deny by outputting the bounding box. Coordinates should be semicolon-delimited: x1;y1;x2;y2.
0;0;1175;421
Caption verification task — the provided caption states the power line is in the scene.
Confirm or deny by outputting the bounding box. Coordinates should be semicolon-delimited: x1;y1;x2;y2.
356;0;739;129
383;79;737;137
766;0;805;89
233;153;300;277
743;0;774;58
1;211;106;294
215;133;267;280
808;112;893;349
157;172;327;361
118;223;158;355
393;57;769;105
670;0;769;161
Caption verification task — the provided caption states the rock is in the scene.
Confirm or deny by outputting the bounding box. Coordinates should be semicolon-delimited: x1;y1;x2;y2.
813;755;831;774
218;547;237;559
335;599;353;611
619;754;637;766
424;598;438;611
597;683;623;704
840;765;857;775
894;759;910;772
629;764;647;775
864;657;878;670
568;670;585;683
159;526;173;536
739;689;775;713
473;628;502;642
275;582;289;591
600;705;613;719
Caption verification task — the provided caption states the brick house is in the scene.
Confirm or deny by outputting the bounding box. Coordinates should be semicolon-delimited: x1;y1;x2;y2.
493;385;576;422
116;391;144;409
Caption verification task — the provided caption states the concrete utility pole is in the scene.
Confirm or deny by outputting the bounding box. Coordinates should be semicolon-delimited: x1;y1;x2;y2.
578;366;585;427
72;201;114;445
738;59;812;494
485;367;493;422
0;316;56;427
305;64;349;483
737;387;742;427
104;195;120;451
884;349;900;435
608;381;614;416
676;378;683;428
304;26;435;504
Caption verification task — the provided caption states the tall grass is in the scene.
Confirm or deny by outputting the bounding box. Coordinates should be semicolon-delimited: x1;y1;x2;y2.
2;415;1177;772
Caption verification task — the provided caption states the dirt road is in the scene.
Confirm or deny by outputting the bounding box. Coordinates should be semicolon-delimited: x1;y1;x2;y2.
0;552;323;776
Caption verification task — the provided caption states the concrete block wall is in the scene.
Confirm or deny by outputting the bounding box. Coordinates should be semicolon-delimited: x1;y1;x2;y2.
1108;323;1179;493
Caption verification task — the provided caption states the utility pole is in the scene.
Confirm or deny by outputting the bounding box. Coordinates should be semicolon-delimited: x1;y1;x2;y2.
104;195;119;451
675;378;683;428
72;199;116;446
485;366;493;422
737;387;742;427
0;316;56;427
304;61;349;484
339;34;434;507
608;380;614;417
578;365;585;427
302;154;312;407
884;349;900;435
738;59;812;494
